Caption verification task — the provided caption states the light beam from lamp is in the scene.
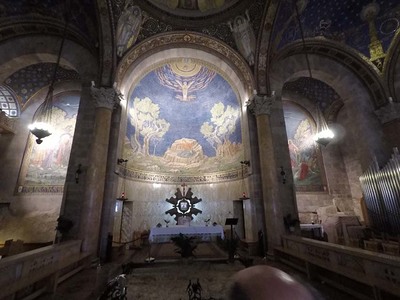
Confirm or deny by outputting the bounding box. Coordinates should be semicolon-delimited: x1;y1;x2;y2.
293;0;334;146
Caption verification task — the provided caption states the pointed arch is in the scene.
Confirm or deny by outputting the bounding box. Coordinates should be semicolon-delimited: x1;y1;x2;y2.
384;30;400;102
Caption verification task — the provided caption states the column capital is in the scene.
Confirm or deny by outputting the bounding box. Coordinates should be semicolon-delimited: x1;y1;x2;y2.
90;85;122;110
375;100;400;124
248;94;275;116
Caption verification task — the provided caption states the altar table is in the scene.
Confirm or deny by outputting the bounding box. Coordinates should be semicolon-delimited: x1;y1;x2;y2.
300;224;324;239
149;225;224;243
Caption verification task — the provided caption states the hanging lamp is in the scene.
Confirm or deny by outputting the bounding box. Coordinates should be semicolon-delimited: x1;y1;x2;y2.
28;17;69;144
293;0;334;146
239;160;250;200
117;158;128;201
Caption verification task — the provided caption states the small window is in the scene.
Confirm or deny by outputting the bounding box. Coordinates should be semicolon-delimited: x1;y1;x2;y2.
0;85;19;117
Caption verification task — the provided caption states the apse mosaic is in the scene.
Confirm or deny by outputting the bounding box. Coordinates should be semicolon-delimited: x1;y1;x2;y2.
273;0;400;59
283;101;323;191
124;59;243;181
20;91;80;192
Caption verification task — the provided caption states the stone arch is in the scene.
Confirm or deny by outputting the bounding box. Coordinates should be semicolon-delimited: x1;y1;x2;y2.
271;52;389;193
16;81;82;192
270;53;374;112
0;35;97;84
116;31;255;98
271;39;388;108
115;31;256;177
384;30;400;102
112;31;260;241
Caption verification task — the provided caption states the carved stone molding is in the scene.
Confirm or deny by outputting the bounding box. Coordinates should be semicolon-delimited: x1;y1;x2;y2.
248;94;275;116
117;32;253;93
375;100;400;124
90;86;121;110
116;164;249;184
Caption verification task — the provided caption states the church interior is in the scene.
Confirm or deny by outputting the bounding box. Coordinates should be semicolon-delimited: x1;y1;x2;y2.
0;0;400;299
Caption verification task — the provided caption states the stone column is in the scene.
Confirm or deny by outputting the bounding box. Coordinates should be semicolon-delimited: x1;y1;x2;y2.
248;94;286;257
99;104;122;262
79;85;120;255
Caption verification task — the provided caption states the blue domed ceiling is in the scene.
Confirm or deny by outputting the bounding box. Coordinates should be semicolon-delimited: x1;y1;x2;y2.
0;0;98;44
272;0;399;58
123;58;243;183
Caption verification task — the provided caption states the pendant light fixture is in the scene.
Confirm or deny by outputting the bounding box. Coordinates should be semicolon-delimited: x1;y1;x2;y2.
117;158;128;201
239;160;250;200
28;16;69;144
293;0;334;146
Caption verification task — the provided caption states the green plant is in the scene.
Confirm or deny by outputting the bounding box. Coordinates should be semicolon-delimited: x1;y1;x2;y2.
171;233;198;258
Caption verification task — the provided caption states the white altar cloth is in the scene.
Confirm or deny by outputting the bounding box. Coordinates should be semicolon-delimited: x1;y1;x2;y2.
149;225;224;243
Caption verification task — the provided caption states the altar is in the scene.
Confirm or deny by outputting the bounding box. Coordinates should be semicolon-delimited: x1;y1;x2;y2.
300;223;324;239
149;225;225;243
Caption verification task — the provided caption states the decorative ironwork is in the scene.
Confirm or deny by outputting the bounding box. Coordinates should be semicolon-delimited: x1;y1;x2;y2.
187;279;202;300
165;184;202;224
99;274;128;300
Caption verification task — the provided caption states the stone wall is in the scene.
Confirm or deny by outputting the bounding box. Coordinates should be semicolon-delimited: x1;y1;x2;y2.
0;197;61;243
116;179;245;234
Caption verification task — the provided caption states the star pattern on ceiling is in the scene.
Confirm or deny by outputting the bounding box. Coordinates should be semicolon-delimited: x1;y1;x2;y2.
273;0;399;58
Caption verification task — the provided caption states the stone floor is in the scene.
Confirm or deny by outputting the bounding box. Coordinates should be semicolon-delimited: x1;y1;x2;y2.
38;244;357;300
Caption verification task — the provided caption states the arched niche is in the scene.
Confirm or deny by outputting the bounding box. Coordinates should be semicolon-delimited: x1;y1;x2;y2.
0;35;97;83
115;32;255;184
270;52;389;170
282;100;326;192
16;82;82;193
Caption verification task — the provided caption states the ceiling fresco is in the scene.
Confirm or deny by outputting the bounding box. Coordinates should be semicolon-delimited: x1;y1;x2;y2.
272;0;400;59
111;0;265;56
123;58;243;180
144;0;240;17
283;77;341;114
4;63;80;107
0;0;98;44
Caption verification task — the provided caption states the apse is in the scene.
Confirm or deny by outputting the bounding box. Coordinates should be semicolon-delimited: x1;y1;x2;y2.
123;58;244;182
